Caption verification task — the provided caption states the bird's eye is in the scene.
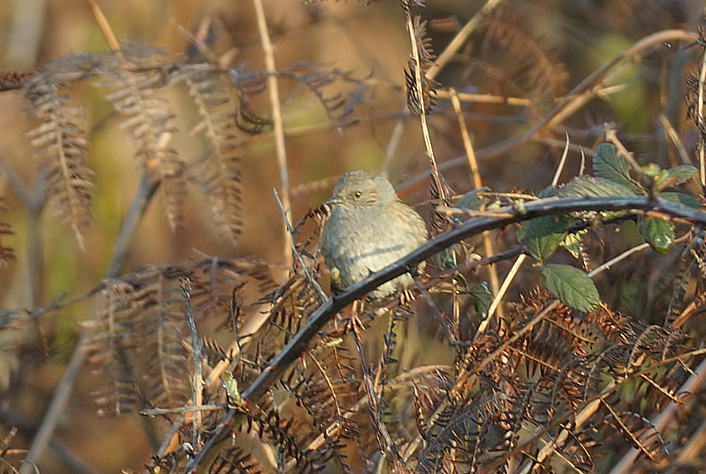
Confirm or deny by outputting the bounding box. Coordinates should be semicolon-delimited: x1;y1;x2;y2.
354;191;362;198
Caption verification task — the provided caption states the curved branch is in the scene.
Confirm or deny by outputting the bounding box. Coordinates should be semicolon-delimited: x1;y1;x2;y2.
186;194;706;473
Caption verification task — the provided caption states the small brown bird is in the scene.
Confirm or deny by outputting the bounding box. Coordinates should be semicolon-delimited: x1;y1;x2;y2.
319;171;428;299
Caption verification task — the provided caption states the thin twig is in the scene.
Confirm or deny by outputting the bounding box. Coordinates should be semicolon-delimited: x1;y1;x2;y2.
588;243;651;278
698;40;706;186
181;279;203;447
406;14;445;203
83;0;119;52
107;173;160;277
658;113;692;166
141;404;225;416
252;0;292;274
449;87;500;303
449;88;482;190
273;189;328;303
551;133;570;187
479;253;526;334
427;0;506;81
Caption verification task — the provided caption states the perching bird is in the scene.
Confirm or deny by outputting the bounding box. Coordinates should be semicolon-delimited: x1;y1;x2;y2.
319;171;428;300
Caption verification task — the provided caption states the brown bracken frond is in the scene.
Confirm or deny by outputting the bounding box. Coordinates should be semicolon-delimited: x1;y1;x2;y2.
242;399;326;474
227;67;272;134
0;199;15;265
171;63;244;244
83;258;276;417
405;16;437;116
83;281;142;416
405;289;695;472
463;7;567;118
23;66;94;247
0;71;33;91
96;44;185;230
282;63;359;130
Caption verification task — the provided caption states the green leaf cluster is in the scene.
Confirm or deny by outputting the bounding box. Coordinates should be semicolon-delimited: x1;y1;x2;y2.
519;143;699;312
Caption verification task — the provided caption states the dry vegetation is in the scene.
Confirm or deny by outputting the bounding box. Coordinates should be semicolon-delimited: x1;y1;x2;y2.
1;0;706;473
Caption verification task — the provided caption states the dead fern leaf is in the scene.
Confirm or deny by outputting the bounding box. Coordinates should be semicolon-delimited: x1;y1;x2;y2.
83;258;276;417
24;72;94;247
0;71;32;91
0;199;15;265
96;47;185;230
172;63;244;244
405;16;437;116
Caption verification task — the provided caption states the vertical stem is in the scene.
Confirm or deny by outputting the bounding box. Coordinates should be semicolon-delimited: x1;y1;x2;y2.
697;45;706;187
427;0;506;81
253;0;292;274
449;88;501;306
406;14;444;202
384;0;505;175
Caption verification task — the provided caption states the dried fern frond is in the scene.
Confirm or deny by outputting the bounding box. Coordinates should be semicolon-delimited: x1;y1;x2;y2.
83;258;276;417
282;64;359;129
227;67;271;134
96;46;185;230
209;446;264;474
405;290;697;473
0;199;15;265
405;16;437;116
171;63;244;244
276;343;359;472
242;400;325;474
400;0;425;11
0;71;32;92
83;281;142;416
24;71;94;247
458;6;567;118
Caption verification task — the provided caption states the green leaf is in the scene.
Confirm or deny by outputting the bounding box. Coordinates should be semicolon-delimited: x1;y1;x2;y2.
560;230;587;259
555;175;637;198
453;187;490;211
469;282;493;320
520;214;569;261
451;188;491;225
655;165;697;190
540;264;600;313
638;216;674;254
660;192;701;208
593;143;639;191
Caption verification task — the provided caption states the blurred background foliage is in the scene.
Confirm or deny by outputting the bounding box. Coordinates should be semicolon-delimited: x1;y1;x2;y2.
0;0;705;473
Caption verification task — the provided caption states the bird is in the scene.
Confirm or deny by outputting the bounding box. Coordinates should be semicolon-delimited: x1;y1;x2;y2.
319;171;428;300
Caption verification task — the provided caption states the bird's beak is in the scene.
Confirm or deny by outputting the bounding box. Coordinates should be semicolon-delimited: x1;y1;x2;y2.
324;196;342;207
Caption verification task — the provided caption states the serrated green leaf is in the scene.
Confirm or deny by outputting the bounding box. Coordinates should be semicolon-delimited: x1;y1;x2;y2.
593;143;639;191
469;282;493;320
520;214;569;261
540;264;600;313
638;216;674;254
655;165;697;190
660;192;701;208
555;175;637;198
